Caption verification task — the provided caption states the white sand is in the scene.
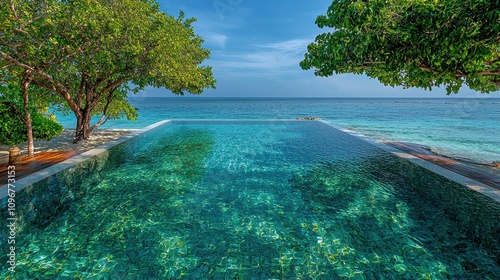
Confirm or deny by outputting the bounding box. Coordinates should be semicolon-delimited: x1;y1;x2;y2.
0;129;136;164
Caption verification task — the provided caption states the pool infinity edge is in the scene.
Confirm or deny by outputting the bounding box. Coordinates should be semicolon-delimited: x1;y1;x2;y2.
318;120;500;203
1;119;499;204
0;120;170;199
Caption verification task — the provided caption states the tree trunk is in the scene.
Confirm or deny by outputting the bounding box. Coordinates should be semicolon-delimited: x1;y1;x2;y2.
21;72;34;157
73;108;93;144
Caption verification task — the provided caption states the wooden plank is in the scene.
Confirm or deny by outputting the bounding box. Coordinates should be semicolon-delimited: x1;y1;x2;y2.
0;150;84;183
2;142;500;191
386;142;500;190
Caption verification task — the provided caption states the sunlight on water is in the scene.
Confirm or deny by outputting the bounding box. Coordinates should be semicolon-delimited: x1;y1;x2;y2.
1;121;499;279
55;98;500;163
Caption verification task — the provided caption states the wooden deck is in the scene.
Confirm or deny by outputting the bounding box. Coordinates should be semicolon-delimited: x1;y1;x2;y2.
386;142;500;190
0;150;84;183
1;142;499;191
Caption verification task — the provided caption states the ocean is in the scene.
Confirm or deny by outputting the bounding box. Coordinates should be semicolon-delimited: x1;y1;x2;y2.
56;97;500;164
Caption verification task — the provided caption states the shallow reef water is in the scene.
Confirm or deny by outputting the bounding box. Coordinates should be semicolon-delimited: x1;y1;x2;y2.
1;121;499;279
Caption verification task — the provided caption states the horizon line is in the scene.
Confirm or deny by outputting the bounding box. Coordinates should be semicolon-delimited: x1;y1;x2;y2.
128;96;500;99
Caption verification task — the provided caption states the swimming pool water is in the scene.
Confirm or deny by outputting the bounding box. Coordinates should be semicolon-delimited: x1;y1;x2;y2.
56;97;500;163
1;121;499;279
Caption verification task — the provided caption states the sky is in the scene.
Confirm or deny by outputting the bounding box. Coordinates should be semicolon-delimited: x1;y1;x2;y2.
135;0;500;98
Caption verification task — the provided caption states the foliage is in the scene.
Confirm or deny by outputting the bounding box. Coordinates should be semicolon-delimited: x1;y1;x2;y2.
90;86;139;128
300;0;500;94
0;70;64;151
0;103;25;145
0;103;63;146
1;0;216;142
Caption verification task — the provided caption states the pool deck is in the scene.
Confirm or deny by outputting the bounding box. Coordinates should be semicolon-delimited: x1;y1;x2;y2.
385;142;500;190
2;137;500;191
1;119;499;204
0;120;171;199
0;151;85;182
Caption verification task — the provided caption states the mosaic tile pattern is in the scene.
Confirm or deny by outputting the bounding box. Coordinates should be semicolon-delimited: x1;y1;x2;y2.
1;121;499;279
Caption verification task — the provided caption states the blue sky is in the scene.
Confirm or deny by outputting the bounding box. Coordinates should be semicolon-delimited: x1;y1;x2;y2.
136;0;500;98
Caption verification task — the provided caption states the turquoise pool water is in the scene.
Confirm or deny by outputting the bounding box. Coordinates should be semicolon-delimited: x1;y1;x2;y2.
2;121;500;279
56;97;500;164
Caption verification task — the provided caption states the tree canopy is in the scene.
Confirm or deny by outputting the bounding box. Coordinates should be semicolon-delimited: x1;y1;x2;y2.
1;0;216;143
300;0;500;94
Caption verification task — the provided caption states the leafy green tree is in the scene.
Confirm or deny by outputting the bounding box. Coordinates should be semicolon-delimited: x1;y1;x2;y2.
1;0;67;153
301;0;500;94
0;70;64;156
0;102;63;147
1;0;215;143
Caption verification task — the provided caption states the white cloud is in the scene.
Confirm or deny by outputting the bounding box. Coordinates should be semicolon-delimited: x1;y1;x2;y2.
204;32;228;48
254;38;311;52
210;38;312;76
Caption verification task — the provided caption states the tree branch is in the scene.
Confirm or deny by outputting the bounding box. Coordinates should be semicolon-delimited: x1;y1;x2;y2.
0;51;34;71
418;63;439;74
94;78;126;104
476;70;500;76
30;77;75;112
19;14;46;30
9;0;19;21
0;101;27;123
78;73;86;108
90;91;115;131
43;40;98;66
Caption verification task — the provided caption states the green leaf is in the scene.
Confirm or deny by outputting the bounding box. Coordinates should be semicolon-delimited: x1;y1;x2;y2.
301;0;500;94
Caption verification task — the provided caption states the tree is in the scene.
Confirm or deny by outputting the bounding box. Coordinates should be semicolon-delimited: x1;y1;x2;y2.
0;69;64;156
300;0;500;94
1;0;58;155
0;79;63;150
1;0;216;143
0;102;63;147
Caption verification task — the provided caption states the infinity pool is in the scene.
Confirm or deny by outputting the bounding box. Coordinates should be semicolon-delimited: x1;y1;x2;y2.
1;121;499;279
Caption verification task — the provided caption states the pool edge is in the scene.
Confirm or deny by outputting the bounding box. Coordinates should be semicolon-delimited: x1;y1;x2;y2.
3;119;499;204
318;120;500;204
0;120;171;199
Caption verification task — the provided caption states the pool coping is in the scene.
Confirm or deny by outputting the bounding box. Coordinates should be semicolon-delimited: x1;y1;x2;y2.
318;120;500;203
0;120;170;199
1;119;499;204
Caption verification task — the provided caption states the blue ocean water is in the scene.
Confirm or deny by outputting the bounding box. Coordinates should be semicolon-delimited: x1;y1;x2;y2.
57;97;500;163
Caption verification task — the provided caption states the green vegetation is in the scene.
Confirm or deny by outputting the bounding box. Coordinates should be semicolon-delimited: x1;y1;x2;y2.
0;102;63;146
1;0;215;144
301;0;500;94
0;75;64;154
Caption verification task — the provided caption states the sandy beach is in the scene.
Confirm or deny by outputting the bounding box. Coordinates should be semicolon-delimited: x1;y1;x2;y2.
0;129;136;164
